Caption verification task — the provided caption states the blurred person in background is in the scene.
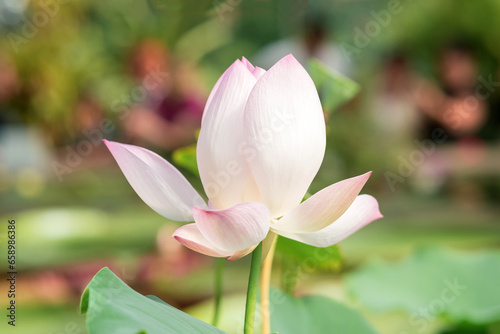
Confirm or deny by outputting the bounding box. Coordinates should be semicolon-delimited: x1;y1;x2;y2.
414;42;488;141
122;39;205;152
411;42;496;198
254;13;350;77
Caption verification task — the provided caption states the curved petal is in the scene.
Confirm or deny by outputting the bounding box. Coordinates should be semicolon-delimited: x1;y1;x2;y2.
193;202;270;252
197;60;258;209
243;54;326;218
104;140;206;221
273;195;383;247
173;224;233;257
272;172;372;233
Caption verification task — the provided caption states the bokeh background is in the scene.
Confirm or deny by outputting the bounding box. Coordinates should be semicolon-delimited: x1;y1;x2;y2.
0;0;499;333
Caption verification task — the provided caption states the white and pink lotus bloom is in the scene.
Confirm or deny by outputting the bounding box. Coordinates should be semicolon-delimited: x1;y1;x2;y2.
104;54;382;260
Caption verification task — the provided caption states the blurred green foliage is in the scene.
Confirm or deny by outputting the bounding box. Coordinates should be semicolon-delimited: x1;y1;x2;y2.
2;0;500;194
3;0;500;141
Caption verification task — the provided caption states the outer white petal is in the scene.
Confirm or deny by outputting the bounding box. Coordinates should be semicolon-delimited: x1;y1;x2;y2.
193;202;270;252
197;60;258;209
273;195;383;247
104;140;206;221
272;172;372;233
244;54;326;218
173;224;233;257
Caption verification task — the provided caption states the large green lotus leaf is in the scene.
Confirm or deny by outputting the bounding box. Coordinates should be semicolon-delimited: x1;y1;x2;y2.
269;287;378;334
80;267;227;334
308;58;360;113
347;246;500;325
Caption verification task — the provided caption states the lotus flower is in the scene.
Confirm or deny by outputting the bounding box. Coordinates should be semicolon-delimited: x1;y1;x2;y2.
104;55;382;260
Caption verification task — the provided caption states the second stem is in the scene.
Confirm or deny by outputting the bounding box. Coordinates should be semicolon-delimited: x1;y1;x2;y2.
260;235;277;334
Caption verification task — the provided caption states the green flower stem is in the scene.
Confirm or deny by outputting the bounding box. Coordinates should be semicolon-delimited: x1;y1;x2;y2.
244;243;263;334
212;258;225;327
